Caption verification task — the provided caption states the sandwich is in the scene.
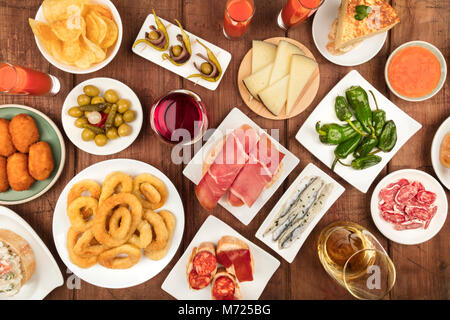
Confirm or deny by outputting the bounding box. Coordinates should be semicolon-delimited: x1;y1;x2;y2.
186;242;217;290
216;235;254;282
211;267;242;300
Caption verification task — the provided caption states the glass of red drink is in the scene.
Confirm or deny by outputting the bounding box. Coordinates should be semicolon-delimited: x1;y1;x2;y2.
277;0;324;30
0;62;60;96
223;0;255;40
150;89;208;145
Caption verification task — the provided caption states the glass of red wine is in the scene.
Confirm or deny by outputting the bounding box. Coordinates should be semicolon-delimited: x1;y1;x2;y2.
150;89;208;145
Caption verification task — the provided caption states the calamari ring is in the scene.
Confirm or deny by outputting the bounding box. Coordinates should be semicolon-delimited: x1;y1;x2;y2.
67;226;98;268
98;244;142;269
99;172;133;204
93;193;142;247
67;196;98;229
132;173;168;210
143;209;168;251
108;206;132;240
144;210;176;261
73;228;107;257
67;180;102;219
128;220;153;248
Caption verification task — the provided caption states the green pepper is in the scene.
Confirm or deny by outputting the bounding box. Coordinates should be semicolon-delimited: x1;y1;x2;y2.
369;90;386;137
133;9;169;51
378;120;397;152
162;19;192;66
331;135;362;171
79;103;107;112
83;124;105;135
345;86;375;136
316;121;364;145
105;104;118;130
335;96;368;136
354;136;378;158
187;39;222;82
351;155;382;170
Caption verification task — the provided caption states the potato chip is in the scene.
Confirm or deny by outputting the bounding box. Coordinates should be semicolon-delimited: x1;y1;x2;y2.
86;11;107;45
50;15;83;42
61;39;83;64
99;15;118;49
74;38;96;69
43;0;87;23
29;18;61;52
86;4;114;20
85;13;99;43
81;34;106;63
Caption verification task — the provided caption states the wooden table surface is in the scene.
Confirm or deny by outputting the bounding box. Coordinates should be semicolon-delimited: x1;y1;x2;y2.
0;0;448;300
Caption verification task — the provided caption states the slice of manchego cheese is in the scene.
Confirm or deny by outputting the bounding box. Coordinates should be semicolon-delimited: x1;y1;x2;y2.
258;75;290;116
286;54;318;114
252;40;277;73
269;40;304;86
243;63;273;100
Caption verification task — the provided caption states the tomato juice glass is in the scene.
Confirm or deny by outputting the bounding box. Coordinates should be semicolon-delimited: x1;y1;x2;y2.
277;0;324;30
0;62;60;96
223;0;255;40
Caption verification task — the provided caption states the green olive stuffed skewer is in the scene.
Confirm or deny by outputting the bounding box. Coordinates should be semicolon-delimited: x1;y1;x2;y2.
187;39;222;82
133;9;169;51
162;19;192;66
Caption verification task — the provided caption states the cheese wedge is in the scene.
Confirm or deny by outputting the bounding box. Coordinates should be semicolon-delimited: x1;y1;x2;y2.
252;40;277;73
335;0;400;49
269;40;304;86
258;75;290;116
242;63;273;100
286;55;318;114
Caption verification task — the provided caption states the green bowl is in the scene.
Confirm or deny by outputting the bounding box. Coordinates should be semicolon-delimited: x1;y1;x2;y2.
0;105;66;205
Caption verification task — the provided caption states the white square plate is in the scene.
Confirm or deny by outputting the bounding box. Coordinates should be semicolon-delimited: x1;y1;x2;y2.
132;14;231;91
161;216;280;300
295;70;422;193
0;206;63;300
183;107;300;225
256;163;345;263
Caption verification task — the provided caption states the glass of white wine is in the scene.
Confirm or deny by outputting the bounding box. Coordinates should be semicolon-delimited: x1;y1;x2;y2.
317;221;396;300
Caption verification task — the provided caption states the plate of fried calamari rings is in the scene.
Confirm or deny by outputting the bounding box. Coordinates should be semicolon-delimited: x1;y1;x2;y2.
52;159;184;289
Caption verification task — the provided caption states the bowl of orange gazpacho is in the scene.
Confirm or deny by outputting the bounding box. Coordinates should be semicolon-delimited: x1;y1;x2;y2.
385;41;447;102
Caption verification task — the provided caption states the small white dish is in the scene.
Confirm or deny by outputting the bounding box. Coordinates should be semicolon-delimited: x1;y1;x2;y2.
52;159;185;289
312;0;387;66
183;107;300;225
34;0;123;74
132;13;231;91
384;41;447;102
61;77;143;156
296;70;422;193
370;169;448;245
0;206;63;300
162;215;280;300
256;163;345;263
431;116;450;189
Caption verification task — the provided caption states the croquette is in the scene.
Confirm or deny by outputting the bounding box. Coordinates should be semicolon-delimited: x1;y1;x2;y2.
6;153;35;191
0;118;16;157
28;141;54;181
0;156;8;192
9;114;40;153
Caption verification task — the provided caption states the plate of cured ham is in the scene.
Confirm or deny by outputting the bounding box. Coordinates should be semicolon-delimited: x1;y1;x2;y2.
161;215;280;300
183;107;300;225
370;169;448;245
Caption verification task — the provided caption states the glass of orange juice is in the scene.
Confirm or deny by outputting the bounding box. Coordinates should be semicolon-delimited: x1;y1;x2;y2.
223;0;255;40
277;0;324;30
0;62;60;96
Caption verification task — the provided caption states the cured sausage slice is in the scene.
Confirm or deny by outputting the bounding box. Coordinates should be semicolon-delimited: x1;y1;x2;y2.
395;184;418;205
416;190;437;205
188;269;211;290
212;276;235;300
193;251;217;276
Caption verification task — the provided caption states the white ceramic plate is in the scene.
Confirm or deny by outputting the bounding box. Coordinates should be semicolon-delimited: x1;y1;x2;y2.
52;159;185;289
0;206;63;300
296;70;422;193
370;169;448;245
256;163;345;263
34;0;123;74
431;117;450;189
162;215;280;300
132;13;231;91
183;107;300;225
312;0;387;66
61;78;143;156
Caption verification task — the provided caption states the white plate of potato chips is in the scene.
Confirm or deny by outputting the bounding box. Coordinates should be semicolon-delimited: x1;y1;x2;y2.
29;0;122;74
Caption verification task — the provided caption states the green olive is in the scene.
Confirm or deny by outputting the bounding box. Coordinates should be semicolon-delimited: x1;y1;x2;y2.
94;134;108;146
172;45;182;57
77;94;91;106
117;99;131;113
122;110;136;122
200;62;213;75
106;127;119;140
118;123;132;137
114;114;124;127
83;85;100;97
148;31;159;40
104;89;119;103
81;128;95;141
74;117;88;128
91;96;105;104
68;106;83;118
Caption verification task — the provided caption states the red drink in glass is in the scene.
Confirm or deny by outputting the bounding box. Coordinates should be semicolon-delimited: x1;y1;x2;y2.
277;0;324;30
150;90;208;145
223;0;255;39
0;62;60;96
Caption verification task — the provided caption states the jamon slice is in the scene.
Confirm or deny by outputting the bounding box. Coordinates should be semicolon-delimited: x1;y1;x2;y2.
228;134;284;207
195;125;259;211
